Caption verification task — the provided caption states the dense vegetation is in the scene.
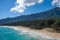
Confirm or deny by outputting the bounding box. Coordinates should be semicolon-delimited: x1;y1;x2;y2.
1;17;60;33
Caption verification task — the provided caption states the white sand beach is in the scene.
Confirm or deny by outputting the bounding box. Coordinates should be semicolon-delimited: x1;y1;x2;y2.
1;26;60;40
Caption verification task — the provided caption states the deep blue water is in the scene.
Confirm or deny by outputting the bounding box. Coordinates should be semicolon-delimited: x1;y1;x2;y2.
0;26;38;40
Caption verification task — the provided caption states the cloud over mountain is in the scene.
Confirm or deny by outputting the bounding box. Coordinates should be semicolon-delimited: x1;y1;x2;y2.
52;0;60;7
10;0;44;13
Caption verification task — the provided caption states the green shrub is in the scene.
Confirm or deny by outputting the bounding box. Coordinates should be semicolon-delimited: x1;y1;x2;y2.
52;21;60;33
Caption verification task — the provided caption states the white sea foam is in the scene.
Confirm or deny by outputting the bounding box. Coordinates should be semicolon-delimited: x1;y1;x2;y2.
0;26;60;40
19;30;55;40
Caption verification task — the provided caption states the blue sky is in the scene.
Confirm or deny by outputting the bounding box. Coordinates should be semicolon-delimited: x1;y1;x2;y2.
0;0;59;19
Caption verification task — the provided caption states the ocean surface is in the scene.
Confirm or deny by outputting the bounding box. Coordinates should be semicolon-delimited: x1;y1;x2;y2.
0;26;59;40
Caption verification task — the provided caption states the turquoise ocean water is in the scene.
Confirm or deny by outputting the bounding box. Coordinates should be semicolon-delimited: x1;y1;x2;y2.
0;26;38;40
0;26;59;40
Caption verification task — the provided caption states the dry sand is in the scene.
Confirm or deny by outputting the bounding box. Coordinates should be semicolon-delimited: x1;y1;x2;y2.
13;26;60;38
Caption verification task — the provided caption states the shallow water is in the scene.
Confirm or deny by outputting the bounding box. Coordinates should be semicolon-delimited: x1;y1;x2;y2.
0;26;59;40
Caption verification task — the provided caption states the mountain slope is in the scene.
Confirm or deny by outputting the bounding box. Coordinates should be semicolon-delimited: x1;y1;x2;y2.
0;7;60;24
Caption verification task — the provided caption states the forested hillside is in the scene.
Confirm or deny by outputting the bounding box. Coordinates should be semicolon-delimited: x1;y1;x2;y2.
1;17;60;32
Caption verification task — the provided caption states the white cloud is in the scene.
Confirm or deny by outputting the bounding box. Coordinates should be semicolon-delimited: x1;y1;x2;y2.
10;0;44;13
52;0;60;7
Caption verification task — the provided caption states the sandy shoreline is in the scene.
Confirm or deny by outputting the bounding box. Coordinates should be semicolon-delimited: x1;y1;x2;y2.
10;26;60;38
1;26;60;39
